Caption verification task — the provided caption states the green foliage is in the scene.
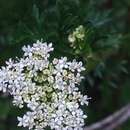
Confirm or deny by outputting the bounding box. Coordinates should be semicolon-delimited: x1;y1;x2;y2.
0;0;130;129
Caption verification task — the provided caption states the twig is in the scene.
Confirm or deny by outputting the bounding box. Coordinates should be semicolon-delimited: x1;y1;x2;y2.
84;103;130;130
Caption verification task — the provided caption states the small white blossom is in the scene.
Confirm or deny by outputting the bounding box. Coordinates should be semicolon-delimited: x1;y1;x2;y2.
0;40;89;130
68;25;85;48
68;34;76;43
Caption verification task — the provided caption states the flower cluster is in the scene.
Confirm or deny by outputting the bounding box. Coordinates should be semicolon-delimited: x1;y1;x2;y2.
68;25;85;47
0;40;89;130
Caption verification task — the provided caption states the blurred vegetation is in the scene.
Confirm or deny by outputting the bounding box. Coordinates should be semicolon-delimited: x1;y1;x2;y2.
0;0;130;130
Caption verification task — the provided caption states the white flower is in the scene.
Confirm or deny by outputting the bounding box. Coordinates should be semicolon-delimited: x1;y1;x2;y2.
18;111;36;129
80;95;89;106
68;34;76;43
0;40;89;130
68;25;85;49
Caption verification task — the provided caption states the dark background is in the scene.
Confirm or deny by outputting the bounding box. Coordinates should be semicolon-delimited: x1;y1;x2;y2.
0;0;130;130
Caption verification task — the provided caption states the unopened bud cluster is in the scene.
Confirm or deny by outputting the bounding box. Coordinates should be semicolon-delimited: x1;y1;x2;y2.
68;25;85;48
0;40;89;130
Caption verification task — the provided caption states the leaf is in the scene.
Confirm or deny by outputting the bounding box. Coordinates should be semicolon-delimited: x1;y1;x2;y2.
0;97;10;119
32;4;40;24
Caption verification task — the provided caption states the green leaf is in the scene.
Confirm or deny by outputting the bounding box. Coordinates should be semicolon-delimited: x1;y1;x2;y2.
0;98;10;119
